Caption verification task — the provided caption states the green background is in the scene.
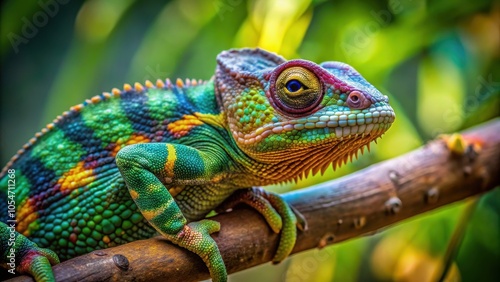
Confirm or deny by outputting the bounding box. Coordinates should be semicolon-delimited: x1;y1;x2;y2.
1;0;499;281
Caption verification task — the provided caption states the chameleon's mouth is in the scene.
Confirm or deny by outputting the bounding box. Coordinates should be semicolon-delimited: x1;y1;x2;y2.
231;104;395;146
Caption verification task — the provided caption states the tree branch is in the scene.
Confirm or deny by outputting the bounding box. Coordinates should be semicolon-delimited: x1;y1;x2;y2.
9;118;500;282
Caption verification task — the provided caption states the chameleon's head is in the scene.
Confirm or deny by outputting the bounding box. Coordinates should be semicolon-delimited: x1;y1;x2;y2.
215;48;395;180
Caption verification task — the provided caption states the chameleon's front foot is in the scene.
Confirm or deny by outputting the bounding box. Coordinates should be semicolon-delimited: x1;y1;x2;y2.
217;187;306;263
166;219;226;282
1;222;60;282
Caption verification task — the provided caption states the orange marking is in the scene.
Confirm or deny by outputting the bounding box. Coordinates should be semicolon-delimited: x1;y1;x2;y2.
176;78;184;88
17;199;38;236
57;161;95;192
142;209;161;221
210;174;224;183
156;79;165;88
134;82;144;92
142;202;170;221
167;115;204;138
168;186;184;197
91;96;102;103
110;133;151;157
25;215;39;234
129;189;139;200
71;104;84;112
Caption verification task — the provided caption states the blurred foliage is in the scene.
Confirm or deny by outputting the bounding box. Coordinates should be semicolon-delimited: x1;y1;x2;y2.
1;0;499;281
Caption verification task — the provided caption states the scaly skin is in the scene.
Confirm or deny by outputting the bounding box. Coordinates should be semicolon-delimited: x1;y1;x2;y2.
0;48;395;281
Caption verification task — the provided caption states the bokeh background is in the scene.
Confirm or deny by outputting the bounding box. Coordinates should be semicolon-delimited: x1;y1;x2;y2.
1;0;499;281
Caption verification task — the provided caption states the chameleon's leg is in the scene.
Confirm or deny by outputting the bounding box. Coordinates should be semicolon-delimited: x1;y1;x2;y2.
216;187;307;263
1;222;60;282
115;143;227;282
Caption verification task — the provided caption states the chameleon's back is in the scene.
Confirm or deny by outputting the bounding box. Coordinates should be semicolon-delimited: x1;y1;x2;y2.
0;79;220;260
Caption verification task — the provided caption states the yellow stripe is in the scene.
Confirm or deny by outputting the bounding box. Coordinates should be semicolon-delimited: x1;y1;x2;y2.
141;200;173;221
194;112;225;127
165;144;177;178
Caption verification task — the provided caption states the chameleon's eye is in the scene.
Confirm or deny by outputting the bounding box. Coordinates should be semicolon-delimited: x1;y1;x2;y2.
274;66;323;115
285;80;303;92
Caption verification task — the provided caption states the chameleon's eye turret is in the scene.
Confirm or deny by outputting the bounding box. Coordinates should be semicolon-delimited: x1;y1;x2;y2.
273;66;323;115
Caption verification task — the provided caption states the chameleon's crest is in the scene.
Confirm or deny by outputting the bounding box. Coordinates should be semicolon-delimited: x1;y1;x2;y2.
216;48;286;78
0;77;208;177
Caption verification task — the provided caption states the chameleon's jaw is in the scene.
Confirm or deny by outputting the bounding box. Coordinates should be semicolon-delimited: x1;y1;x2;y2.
230;102;395;146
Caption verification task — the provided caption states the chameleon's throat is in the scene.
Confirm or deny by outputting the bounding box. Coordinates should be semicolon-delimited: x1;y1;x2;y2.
235;132;383;186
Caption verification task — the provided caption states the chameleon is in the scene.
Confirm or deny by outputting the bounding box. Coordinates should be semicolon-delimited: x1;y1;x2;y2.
0;48;395;281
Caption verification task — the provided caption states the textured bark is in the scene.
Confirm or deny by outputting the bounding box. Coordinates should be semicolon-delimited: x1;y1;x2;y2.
8;118;500;282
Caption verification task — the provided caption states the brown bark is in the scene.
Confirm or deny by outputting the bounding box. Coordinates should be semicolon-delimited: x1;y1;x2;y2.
8;118;500;282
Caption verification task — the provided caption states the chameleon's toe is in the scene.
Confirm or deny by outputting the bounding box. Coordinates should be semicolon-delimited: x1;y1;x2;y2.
171;219;227;282
219;188;305;264
262;189;299;263
216;189;282;233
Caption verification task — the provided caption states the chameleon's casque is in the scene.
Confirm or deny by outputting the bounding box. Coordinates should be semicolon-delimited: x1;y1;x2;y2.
0;48;394;282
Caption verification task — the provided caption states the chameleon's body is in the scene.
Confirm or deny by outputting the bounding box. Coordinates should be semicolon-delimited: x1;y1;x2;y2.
0;48;395;281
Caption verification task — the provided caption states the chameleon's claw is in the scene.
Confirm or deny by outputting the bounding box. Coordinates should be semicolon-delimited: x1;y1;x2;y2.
290;204;308;231
218;187;304;263
171;220;227;282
